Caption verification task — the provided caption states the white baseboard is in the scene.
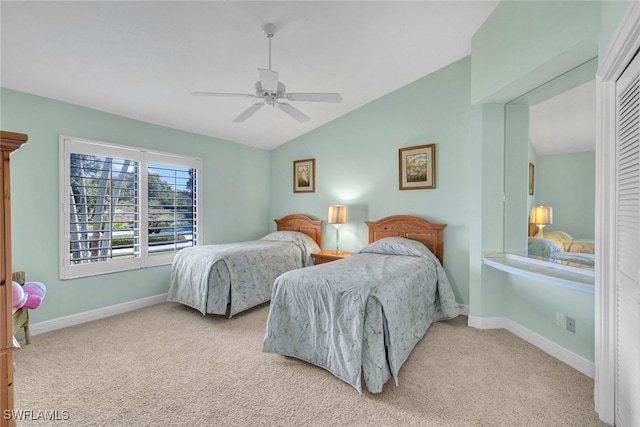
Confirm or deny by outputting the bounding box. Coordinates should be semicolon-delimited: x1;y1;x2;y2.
28;300;468;333
29;293;168;336
467;315;595;379
458;304;469;316
467;315;504;330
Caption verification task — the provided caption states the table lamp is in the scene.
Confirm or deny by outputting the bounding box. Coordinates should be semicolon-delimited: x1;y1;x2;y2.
530;206;553;238
327;205;347;254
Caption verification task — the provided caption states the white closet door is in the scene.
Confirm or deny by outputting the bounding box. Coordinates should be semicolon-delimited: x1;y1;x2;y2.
615;50;640;427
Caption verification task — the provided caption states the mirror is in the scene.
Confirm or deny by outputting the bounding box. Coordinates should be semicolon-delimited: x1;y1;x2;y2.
504;58;597;269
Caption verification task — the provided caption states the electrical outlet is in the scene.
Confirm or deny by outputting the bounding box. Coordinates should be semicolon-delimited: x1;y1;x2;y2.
566;316;576;333
556;313;566;328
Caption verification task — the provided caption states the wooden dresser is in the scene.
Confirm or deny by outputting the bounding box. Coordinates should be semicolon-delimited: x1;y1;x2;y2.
1;130;28;427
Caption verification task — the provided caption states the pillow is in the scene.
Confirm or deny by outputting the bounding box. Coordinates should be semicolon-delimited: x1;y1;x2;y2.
567;239;594;254
260;231;321;266
543;230;573;252
528;237;561;259
356;236;439;264
22;282;46;310
12;281;27;310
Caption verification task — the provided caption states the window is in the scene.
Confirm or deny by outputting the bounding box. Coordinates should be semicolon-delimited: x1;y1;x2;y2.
59;136;202;279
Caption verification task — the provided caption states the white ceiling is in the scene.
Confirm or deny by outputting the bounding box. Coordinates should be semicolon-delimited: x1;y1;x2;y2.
0;1;499;150
529;80;596;156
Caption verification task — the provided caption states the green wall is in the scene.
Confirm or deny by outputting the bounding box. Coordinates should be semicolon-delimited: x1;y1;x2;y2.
504;104;531;256
470;1;600;360
599;0;633;58
469;0;610;362
504;274;596;359
472;0;600;105
269;57;472;305
537;151;596;239
469;104;506;318
1;88;271;323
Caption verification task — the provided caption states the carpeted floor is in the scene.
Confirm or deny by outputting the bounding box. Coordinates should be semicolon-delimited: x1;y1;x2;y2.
12;302;608;426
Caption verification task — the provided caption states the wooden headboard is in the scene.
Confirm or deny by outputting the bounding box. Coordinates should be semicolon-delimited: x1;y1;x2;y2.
274;214;323;248
365;215;446;264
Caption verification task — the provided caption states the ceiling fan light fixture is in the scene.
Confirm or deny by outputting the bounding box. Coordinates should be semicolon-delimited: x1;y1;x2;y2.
258;68;279;92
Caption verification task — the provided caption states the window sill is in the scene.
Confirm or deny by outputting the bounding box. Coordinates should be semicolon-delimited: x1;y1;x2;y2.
482;253;594;293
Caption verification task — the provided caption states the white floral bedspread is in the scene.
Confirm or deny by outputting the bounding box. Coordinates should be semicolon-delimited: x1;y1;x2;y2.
167;231;320;316
262;237;459;393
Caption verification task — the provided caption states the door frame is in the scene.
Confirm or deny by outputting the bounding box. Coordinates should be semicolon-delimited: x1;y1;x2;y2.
595;2;640;424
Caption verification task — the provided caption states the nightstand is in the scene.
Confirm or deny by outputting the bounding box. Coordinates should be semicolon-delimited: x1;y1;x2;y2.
311;250;352;265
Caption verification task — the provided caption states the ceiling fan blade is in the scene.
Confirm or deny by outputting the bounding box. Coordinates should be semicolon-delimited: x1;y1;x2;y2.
233;103;263;123
286;93;343;103
258;68;279;92
192;92;256;98
277;103;310;122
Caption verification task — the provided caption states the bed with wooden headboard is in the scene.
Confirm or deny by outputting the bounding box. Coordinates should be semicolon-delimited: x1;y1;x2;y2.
365;214;446;263
274;214;322;248
167;214;322;317
262;214;459;394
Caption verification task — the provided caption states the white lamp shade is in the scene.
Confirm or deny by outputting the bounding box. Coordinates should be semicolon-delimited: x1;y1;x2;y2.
328;205;347;225
530;206;553;225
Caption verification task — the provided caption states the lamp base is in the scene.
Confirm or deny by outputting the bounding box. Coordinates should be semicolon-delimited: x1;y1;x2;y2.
332;224;343;255
536;224;546;238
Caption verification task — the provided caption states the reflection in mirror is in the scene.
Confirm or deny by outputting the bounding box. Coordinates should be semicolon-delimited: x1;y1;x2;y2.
504;58;596;270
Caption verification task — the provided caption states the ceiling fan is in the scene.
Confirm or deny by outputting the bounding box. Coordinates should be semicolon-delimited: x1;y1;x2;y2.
192;23;342;123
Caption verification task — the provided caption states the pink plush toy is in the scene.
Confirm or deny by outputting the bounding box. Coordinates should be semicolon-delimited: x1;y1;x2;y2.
12;281;27;310
22;282;46;310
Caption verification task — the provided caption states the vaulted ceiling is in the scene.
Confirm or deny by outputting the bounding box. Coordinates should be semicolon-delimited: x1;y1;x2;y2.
1;1;499;150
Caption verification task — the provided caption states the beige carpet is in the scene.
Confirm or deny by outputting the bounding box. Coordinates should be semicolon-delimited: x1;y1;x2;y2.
13;302;607;427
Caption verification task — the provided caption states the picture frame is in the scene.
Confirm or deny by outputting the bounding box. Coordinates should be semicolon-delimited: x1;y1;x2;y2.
293;158;315;193
399;144;435;190
529;162;535;195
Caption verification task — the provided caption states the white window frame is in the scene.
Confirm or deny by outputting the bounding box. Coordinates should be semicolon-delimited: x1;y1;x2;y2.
59;135;202;279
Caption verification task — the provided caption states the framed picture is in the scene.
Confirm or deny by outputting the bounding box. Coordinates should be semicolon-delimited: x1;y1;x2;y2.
293;158;315;193
529;162;535;195
399;144;435;190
